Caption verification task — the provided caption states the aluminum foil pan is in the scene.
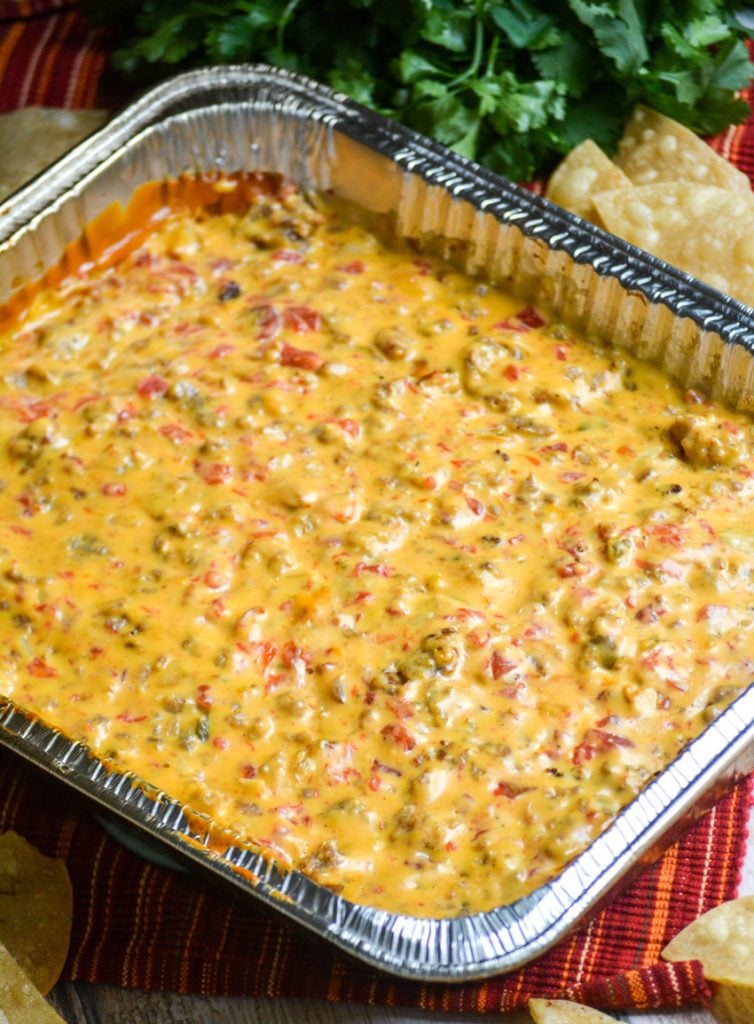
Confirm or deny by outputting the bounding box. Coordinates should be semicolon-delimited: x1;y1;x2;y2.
1;66;754;982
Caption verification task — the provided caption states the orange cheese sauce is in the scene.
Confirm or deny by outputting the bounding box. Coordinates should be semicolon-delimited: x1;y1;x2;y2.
1;175;754;917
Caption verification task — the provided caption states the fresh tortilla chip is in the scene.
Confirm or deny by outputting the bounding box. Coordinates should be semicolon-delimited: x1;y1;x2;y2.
0;941;65;1024
545;140;632;225
662;896;754;1024
593;182;754;305
528;998;618;1022
662;895;754;984
615;105;751;194
0;831;73;995
0;107;108;202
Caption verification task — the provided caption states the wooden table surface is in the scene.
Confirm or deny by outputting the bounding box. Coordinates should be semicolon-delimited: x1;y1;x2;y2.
44;800;753;1024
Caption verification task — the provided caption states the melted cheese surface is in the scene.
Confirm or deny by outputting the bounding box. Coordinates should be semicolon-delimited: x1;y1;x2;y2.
1;176;754;916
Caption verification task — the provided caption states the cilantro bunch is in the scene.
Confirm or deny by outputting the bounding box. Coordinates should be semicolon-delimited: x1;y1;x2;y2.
93;0;754;180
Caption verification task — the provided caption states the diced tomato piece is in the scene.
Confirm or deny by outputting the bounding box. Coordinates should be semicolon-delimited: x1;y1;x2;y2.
245;640;278;670
386;697;414;720
573;728;634;765
329;417;360;438
380;722;416;751
489;649;516;680
493;781;533;798
72;393;101;411
252;303;280;341
636;600;666;624
203;570;227;590
117;403;138;422
102;482;127;497
173;321;202;337
516;305;546;328
281;304;321;333
159;423;194;443
353;562;395;578
133;250;155;268
27;657;58;678
340;260;365;274
503;363;520;382
281;641;312;667
207;343;235;359
466;497;485;517
645;523;684;548
453;607;485;621
7;398;51;423
272;249;304;264
196;684;213;711
199;462;232;485
493;306;545;331
280;343;323;371
137;375;169;398
558;561;582;578
116;710;148;723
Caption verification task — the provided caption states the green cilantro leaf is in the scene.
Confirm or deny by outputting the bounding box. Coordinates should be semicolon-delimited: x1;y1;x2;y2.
92;0;754;181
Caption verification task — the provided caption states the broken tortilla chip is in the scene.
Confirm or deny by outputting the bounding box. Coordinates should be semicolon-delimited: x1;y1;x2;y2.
0;940;65;1024
593;182;754;305
528;997;619;1022
0;831;73;995
545;139;632;225
662;896;754;1024
615;105;751;194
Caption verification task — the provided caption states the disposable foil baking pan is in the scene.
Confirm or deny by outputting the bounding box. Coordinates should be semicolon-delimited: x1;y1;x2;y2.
1;66;754;983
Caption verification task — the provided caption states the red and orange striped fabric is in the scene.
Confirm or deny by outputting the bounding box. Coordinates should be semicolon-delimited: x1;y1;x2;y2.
1;6;754;1013
0;2;108;112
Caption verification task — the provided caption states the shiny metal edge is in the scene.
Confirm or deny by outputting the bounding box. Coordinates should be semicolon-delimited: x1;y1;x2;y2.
1;65;754;983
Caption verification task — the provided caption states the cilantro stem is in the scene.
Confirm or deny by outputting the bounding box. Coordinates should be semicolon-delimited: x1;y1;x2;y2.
485;34;499;78
276;0;301;54
448;5;484;89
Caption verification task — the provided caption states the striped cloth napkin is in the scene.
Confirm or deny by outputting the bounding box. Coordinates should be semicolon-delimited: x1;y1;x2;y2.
1;4;753;1012
0;2;107;112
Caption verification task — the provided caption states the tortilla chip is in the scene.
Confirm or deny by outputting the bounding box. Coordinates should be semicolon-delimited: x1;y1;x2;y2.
615;105;751;195
710;983;754;1024
0;941;65;1024
528;998;619;1022
0;831;73;995
662;896;754;1024
0;107;108;202
546;140;632;225
593;182;754;305
662;895;754;984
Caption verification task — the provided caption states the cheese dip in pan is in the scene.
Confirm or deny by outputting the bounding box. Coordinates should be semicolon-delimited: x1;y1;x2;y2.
0;174;752;916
